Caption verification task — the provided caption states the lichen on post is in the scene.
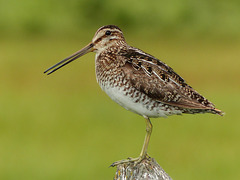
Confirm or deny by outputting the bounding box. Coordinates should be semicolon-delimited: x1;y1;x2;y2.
113;157;172;180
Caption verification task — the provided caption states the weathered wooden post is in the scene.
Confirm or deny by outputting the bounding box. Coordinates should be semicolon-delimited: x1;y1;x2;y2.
113;157;172;180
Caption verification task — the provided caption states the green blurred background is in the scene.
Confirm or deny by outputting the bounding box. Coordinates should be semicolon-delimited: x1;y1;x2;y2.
0;0;239;179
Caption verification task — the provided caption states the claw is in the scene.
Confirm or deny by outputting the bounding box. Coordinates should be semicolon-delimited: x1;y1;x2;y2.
110;154;150;167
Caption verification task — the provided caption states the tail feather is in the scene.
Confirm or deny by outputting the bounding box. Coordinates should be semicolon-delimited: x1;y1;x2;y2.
212;108;224;116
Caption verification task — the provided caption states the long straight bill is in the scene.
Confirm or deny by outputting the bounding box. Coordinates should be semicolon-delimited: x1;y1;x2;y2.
44;43;94;75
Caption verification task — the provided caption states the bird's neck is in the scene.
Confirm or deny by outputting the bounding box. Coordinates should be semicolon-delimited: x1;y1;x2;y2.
95;40;127;54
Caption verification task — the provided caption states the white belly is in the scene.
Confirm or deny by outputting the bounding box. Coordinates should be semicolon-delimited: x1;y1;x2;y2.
99;81;182;118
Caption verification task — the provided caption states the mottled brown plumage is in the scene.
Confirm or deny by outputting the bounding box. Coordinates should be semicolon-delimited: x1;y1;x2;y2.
120;48;221;114
44;25;223;166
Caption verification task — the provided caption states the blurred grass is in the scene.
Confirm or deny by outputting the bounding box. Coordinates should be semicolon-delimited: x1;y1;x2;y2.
0;1;240;179
0;0;240;180
0;34;239;180
1;0;240;39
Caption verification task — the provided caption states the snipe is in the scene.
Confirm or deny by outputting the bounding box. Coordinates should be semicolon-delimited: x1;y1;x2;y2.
44;25;223;166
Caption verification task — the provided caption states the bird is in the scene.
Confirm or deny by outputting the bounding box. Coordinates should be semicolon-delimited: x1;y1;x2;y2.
44;25;223;166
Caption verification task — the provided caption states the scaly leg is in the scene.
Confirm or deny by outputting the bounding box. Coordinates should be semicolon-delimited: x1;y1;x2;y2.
139;116;152;158
110;116;153;167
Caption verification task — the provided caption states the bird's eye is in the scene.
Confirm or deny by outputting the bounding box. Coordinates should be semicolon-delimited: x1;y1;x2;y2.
105;30;111;36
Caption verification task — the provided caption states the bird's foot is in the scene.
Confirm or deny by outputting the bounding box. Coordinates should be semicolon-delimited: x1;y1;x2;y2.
110;154;150;167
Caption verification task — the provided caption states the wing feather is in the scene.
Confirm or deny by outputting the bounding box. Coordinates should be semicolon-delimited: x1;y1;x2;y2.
119;48;216;110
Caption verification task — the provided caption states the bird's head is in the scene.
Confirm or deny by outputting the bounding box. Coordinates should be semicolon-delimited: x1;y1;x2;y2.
92;25;125;53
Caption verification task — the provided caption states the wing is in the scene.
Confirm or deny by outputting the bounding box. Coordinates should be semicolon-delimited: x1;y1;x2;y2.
119;47;218;111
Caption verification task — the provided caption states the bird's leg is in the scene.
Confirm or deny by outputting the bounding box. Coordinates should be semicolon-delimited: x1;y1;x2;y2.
110;116;153;167
139;116;152;159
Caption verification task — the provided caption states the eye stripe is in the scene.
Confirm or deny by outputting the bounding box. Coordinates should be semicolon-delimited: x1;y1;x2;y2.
94;36;103;44
93;30;121;44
